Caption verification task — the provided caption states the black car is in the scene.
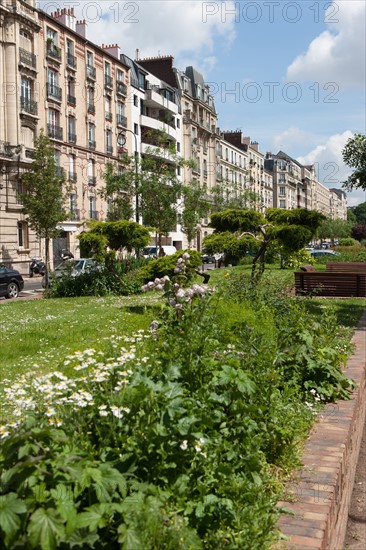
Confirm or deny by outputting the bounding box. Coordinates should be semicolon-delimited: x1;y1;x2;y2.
201;254;216;264
0;264;24;299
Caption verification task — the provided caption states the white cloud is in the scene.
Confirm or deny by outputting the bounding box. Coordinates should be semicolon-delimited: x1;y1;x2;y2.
296;130;365;206
271;127;315;152
286;1;366;88
39;1;236;68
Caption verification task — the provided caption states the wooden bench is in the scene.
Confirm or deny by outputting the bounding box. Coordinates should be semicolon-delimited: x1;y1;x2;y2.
294;271;366;297
326;262;366;272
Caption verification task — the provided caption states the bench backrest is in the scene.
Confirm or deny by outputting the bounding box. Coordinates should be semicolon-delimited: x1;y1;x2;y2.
326;262;366;272
294;271;366;297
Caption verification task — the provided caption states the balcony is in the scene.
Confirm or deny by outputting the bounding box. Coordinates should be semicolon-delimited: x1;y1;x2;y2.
69;209;80;221
145;86;178;114
66;53;77;69
89;210;99;220
88;140;96;150
116;82;127;96
116;114;127;128
46;42;61;62
0;141;12;158
88;176;97;186
104;74;113;89
106;145;113;155
55;166;65;178
67;94;76;106
86;64;96;80
105;112;113;122
19;48;37;69
68;172;77;182
47;83;62;101
20;97;38;116
68;133;77;144
87;103;95;115
47;124;63;141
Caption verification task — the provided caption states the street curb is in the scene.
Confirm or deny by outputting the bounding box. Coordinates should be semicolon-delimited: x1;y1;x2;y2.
273;309;366;549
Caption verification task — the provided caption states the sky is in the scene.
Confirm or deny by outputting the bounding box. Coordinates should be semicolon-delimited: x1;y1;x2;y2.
38;0;366;206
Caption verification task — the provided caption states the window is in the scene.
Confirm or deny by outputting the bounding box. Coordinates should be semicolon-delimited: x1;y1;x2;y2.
176;118;180;129
89;196;97;219
88;123;95;148
138;72;145;89
106;130;113;154
133;95;138;107
176;142;180;152
279;186;286;196
117;69;124;82
46;27;57;44
48;68;57;86
134;123;139;135
104;62;111;76
17;221;29;248
279;199;286;209
70;192;77;211
68;154;76;179
21;77;31;100
68;116;76;143
67;78;76;105
105;96;112;120
86;51;93;66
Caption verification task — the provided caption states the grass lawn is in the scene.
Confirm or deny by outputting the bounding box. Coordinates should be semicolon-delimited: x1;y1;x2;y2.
1;264;365;413
0;293;160;388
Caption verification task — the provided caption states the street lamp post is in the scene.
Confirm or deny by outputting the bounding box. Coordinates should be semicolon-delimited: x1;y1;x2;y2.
117;130;139;223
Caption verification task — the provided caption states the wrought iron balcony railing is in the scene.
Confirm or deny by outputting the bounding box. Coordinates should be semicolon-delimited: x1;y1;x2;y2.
19;48;37;69
47;124;63;140
46;42;61;61
66;53;77;69
106;145;113;155
88;176;97;186
116;114;127;127
20;97;38;115
104;74;113;89
86;65;96;80
67;94;76;106
68;133;77;144
116;82;127;95
47;83;62;101
88;140;96;150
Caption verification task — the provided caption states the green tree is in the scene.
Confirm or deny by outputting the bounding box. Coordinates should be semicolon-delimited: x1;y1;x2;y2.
19;130;69;286
317;218;352;242
351;201;366;223
99;161;134;221
204;208;325;278
180;179;209;247
78;220;151;260
211;178;260;212
342;133;366;191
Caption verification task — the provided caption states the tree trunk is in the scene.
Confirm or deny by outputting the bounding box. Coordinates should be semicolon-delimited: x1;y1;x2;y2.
44;236;50;288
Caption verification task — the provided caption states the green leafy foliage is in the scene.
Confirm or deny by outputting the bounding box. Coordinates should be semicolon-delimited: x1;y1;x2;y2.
0;266;356;549
342;133;366;191
45;268;142;298
139;250;202;284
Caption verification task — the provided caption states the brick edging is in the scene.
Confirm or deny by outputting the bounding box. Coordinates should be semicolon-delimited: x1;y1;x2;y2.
273;309;366;550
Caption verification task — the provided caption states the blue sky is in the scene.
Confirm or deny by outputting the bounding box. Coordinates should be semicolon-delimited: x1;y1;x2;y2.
40;0;366;206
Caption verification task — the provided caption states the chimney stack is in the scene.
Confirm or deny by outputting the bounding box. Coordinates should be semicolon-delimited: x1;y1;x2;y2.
50;7;76;31
76;19;88;39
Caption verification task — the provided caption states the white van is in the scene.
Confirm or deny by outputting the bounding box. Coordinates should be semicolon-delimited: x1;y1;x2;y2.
143;246;177;258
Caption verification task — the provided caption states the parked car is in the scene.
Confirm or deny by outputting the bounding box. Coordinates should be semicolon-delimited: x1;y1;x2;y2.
42;258;103;287
0;264;24;299
309;249;340;258
201;254;216;264
143;246;177;258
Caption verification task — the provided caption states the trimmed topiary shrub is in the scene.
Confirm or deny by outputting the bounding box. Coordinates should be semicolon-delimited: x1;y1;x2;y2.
139;250;202;284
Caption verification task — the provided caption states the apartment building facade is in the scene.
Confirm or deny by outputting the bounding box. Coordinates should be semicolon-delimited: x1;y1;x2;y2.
0;1;348;271
0;0;42;269
221;131;273;212
0;1;132;270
